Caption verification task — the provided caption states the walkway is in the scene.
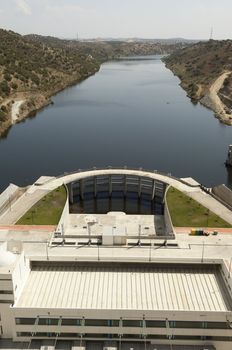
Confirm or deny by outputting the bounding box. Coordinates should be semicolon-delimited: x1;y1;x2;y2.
0;188;49;225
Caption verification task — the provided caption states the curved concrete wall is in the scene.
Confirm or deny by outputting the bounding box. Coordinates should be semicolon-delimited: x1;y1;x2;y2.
50;168;200;193
67;173;166;204
164;185;175;236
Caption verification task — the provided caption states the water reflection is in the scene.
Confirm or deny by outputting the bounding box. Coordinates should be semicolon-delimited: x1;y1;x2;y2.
70;192;164;215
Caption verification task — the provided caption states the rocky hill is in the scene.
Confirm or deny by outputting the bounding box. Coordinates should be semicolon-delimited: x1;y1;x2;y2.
164;40;232;125
0;29;185;136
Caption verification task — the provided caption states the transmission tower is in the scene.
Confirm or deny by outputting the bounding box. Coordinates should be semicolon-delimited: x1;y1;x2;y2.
210;27;213;40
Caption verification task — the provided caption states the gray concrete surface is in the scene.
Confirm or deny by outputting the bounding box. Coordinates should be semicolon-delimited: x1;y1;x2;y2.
0;189;50;225
0;169;231;226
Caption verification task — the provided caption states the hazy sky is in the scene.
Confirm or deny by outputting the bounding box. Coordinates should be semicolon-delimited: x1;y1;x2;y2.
0;0;231;39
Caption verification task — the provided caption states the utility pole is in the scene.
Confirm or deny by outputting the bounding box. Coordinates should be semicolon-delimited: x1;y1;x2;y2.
210;27;213;40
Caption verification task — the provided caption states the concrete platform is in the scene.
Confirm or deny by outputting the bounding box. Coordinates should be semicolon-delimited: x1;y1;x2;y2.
65;213;165;238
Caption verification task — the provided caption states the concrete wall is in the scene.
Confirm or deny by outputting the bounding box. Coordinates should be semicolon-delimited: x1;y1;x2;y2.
0;249;30;339
11;306;232;346
164;186;175;237
69;175;166;202
12;253;30;304
212;184;232;209
56;186;69;235
220;260;232;321
0;303;15;338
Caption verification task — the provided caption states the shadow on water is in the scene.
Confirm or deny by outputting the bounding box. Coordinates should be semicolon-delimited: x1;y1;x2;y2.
70;192;164;215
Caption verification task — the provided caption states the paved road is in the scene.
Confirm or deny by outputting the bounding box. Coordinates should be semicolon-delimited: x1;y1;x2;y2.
0;188;49;225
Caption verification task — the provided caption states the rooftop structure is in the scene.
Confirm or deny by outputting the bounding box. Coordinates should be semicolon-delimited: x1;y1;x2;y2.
15;263;231;312
0;168;232;350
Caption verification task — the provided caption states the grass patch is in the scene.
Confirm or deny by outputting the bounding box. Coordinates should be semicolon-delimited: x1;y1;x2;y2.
166;187;232;228
17;186;67;225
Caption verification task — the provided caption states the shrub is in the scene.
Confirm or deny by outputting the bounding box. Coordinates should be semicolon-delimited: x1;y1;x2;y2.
1;105;7;112
0;81;10;96
11;82;18;89
4;73;12;81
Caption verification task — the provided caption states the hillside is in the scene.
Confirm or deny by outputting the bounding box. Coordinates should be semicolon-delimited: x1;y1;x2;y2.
0;30;101;136
0;29;185;136
164;40;232;125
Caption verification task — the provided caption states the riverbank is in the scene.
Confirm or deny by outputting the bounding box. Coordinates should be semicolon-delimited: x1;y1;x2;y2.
163;40;232;125
0;28;188;137
0;66;100;137
164;61;232;125
200;71;232;125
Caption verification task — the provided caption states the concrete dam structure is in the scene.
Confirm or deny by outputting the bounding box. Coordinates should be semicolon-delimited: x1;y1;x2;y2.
1;168;232;349
67;172;167;215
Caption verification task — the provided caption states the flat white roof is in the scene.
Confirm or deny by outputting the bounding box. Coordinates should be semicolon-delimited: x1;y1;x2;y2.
15;264;231;312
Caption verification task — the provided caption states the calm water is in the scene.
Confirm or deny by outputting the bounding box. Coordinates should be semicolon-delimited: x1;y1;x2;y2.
0;56;232;192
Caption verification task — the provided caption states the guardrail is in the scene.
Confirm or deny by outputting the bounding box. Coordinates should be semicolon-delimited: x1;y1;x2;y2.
56;166;201;188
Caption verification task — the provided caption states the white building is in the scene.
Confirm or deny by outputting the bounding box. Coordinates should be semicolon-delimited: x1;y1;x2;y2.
1;168;232;350
1;245;232;350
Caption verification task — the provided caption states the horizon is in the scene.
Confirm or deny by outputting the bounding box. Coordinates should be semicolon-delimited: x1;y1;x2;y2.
0;27;204;41
0;0;231;40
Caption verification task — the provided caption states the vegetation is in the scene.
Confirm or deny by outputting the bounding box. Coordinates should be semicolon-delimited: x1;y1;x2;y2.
0;28;187;135
0;29;101;98
163;40;232;118
16;186;67;225
166;187;232;228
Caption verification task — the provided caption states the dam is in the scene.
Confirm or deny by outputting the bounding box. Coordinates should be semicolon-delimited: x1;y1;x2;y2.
67;172;167;215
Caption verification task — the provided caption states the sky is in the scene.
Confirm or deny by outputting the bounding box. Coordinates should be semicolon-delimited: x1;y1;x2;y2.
0;0;231;40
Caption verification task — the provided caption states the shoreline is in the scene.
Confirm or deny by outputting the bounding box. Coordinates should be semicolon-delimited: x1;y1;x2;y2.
200;71;232;125
0;66;100;137
164;61;232;126
3;57;232;137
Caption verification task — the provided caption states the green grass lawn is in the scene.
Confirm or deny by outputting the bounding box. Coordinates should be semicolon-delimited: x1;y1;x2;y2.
16;186;67;225
166;187;232;228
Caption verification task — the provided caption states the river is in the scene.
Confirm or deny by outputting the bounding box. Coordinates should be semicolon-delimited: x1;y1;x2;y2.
0;56;232;192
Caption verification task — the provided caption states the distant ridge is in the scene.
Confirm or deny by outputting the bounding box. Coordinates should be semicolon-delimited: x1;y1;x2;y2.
72;37;200;44
0;28;187;136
